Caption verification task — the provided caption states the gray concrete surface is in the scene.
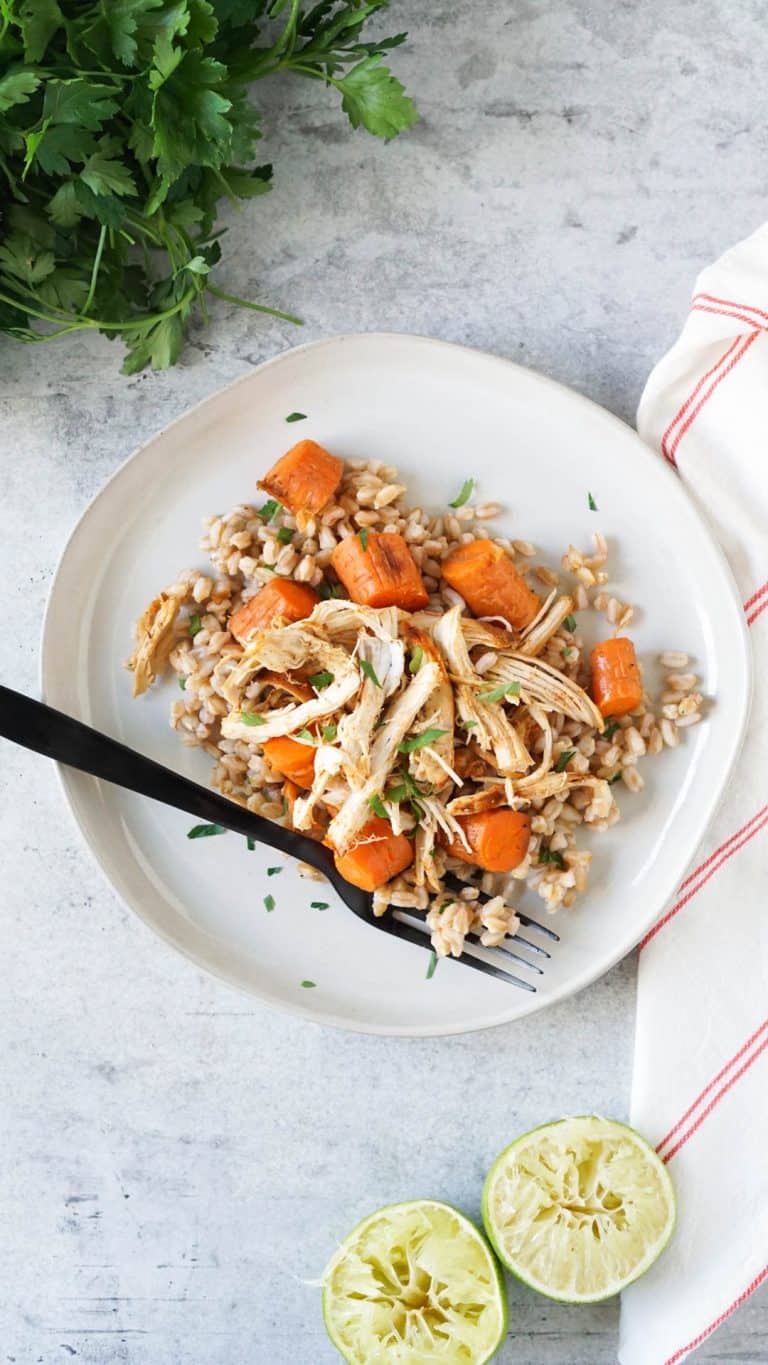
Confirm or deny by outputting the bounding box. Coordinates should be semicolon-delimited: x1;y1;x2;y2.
2;1;767;1360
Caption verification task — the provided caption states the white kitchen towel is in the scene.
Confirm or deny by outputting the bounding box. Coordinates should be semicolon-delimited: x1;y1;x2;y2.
619;225;768;1364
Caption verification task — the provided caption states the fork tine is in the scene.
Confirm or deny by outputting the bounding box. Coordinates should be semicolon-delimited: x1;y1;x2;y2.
379;914;536;990
403;905;545;975
442;872;560;942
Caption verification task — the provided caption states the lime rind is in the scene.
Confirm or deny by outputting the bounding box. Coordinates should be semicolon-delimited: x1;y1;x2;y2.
482;1115;676;1305
323;1198;507;1363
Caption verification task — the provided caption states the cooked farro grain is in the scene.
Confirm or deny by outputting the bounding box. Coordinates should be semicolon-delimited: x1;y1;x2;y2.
127;452;706;960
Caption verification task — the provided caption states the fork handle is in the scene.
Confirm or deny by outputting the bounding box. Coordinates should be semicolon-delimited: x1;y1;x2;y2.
0;685;334;872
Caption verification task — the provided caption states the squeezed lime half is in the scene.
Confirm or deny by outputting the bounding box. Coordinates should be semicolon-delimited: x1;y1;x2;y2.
482;1115;676;1304
323;1198;507;1363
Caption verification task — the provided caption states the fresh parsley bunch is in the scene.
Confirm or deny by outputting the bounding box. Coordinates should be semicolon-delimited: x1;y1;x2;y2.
0;0;417;373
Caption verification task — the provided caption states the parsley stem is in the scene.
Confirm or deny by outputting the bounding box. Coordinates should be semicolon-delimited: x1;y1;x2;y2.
206;283;303;326
82;225;107;317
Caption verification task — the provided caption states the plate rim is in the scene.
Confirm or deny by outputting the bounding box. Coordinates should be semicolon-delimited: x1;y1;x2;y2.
40;330;754;1036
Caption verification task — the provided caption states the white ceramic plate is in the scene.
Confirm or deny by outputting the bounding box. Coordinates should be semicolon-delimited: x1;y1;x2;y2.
41;334;751;1035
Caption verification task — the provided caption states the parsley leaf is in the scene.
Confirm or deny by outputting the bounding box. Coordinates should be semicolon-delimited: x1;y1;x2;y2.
309;670;334;690
295;727;315;744
608;772;622;784
336;55;418;140
538;846;566;870
276;527;294;544
247;837;256;851
310;901;329;911
300;980;316;988
563;614;577;633
398;728;449;753
368;793;388;819
360;659;382;688
285;411;306;422
321;723;337;742
178;677;186;689
358;527;369;551
602;720;620;739
449;477;474;508
264;894;276;912
477;680;521;703
555;750;576;772
267;866;282;875
188;823;226;839
425;949;438;980
240;711;265;726
258;499;282;523
408;645;423;674
318;581;341;601
188;614;202;636
588;491;598;511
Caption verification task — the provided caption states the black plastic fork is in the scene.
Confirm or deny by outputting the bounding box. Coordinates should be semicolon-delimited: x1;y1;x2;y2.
0;686;558;988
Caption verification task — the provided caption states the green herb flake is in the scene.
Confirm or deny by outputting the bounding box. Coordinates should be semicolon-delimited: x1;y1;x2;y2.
178;677;187;689
449;478;475;509
588;491;598;511
247;837;256;852
301;980;316;989
311;901;329;911
608;772;622;785
321;723;337;743
360;659;382;688
285;412;307;423
187;823;226;839
398;728;449;754
602;720;620;739
276;527;295;544
258;500;282;524
310;670;334;691
368;793;389;819
425;950;438;980
264;894;276;912
295;728;316;745
462;718;477;729
538;846;566;870
555;750;576;772
563;647;575;659
188;614;202;637
240;711;266;726
478;680;521;703
267;866;282;876
358;527;369;551
563;614;577;633
260;562;277;573
318;581;342;600
409;645;424;675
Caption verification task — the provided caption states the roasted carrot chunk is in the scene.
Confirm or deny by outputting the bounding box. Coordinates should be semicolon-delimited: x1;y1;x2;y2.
441;539;540;628
258;440;343;516
263;736;316;789
229;578;319;644
334;817;414;892
330;531;429;611
445;808;532;873
590;637;643;718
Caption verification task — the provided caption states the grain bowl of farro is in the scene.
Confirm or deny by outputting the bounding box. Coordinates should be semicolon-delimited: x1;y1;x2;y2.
41;334;751;1034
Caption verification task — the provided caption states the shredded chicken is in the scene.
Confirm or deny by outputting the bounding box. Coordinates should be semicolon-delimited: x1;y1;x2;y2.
433;606;532;776
128;591;186;696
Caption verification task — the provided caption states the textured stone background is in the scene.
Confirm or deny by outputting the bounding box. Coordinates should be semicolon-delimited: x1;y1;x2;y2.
2;2;767;1360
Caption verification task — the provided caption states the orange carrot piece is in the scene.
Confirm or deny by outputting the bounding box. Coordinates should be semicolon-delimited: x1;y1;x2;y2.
334;817;414;892
258;440;344;516
590;637;643;718
229;578;319;644
263;736;316;789
441;539;540;628
330;531;429;611
445;808;532;873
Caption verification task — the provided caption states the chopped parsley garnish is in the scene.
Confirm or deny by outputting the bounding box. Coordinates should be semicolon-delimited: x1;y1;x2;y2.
258;499;282;523
555;750;576;772
188;614;202;637
385;769;430;821
608;772;622;784
538;846;566;870
360;659;382;688
260;562;277;572
247;837;256;851
563;614;577;633
409;645;424;674
178;677;186;689
602;720;620;739
449;477;474;509
398;728;449;753
285;412;307;423
240;711;266;726
310;670;334;691
267;866;282;876
321;724;337;742
318;581;342;600
311;901;329;911
264;894;276;912
588;491;598;511
368;793;389;819
301;980;316;989
462;718;477;729
478;680;521;703
358;527;369;551
276;527;295;544
425;950;438;979
296;728;316;745
187;823;226;839
563;647;575;659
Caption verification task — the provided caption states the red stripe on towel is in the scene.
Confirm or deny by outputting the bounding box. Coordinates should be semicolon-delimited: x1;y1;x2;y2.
662;1030;768;1164
656;1018;768;1154
663;1262;768;1364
